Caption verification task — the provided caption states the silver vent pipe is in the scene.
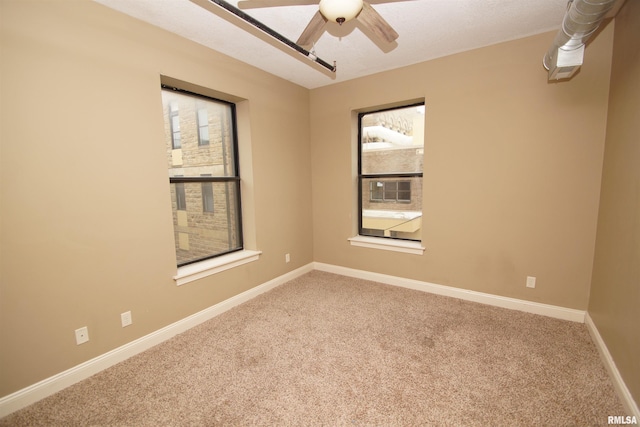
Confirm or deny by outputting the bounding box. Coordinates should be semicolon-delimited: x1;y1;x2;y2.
543;0;618;80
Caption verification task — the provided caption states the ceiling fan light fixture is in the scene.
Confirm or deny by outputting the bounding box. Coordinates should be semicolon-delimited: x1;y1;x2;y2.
319;0;363;25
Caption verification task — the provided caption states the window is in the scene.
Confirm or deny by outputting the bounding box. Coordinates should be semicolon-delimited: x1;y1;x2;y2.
197;107;210;146
201;176;214;213
175;182;186;211
169;102;181;149
370;180;411;203
358;103;425;241
162;85;243;267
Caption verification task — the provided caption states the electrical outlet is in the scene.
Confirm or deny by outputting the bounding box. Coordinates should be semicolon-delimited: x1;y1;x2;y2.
75;326;89;345
285;253;290;263
526;276;536;288
121;311;132;327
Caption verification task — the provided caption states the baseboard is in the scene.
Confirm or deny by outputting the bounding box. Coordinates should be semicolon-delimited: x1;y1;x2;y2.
0;263;314;418
585;313;640;419
313;262;586;322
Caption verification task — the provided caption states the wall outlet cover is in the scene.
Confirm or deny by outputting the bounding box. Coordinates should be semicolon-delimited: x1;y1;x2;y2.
75;326;89;345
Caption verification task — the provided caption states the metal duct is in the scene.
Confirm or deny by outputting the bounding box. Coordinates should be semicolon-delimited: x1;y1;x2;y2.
543;0;618;80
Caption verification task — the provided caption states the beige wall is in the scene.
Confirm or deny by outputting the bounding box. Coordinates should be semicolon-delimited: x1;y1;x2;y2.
0;0;313;396
589;0;640;407
310;27;614;310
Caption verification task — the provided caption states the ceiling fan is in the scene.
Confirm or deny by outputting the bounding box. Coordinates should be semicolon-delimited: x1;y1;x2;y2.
237;0;401;49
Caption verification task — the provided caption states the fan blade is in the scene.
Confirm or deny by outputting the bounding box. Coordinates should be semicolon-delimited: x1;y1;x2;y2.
357;1;399;44
297;10;328;48
237;0;318;9
367;0;417;4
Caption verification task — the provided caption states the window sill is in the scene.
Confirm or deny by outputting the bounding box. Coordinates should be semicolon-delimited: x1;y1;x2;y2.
348;235;425;255
174;250;262;286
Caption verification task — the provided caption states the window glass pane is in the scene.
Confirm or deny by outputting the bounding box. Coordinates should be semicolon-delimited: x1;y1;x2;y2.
398;181;411;191
162;90;236;177
171;115;180;131
172;182;241;266
172;132;181;149
171;113;181;149
197;108;210;146
174;183;186;211
361;105;424;175
360;178;422;240
360;178;423;239
199;126;210;146
370;181;383;201
398;181;411;202
202;182;214;212
383;181;397;201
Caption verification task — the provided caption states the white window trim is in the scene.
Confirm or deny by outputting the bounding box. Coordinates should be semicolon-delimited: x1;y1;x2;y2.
174;249;262;286
348;235;425;255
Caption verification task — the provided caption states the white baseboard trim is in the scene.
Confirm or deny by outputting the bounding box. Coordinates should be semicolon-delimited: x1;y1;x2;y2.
585;313;640;419
313;262;586;323
0;263;314;418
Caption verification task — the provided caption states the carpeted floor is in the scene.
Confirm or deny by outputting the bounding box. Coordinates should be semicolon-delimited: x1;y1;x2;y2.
0;271;626;426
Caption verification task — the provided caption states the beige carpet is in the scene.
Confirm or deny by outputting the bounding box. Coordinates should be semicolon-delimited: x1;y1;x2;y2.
1;271;626;426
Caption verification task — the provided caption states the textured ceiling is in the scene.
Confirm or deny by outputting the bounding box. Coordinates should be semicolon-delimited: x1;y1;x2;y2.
94;0;572;88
